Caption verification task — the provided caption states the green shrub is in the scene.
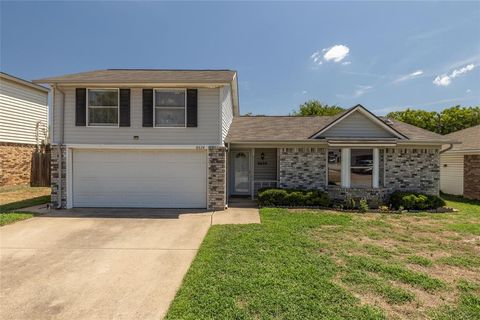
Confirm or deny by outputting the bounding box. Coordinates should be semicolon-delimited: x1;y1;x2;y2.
389;191;445;210
258;188;330;207
359;198;369;213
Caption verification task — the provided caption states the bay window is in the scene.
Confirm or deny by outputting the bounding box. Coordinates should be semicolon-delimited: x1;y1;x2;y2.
87;89;119;126
327;148;381;188
154;89;186;127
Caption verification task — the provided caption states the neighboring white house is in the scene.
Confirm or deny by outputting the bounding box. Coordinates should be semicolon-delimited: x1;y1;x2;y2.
441;125;480;200
0;72;49;186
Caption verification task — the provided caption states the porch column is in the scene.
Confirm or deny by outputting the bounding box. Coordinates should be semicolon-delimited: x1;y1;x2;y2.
341;148;351;188
251;148;255;200
372;148;379;188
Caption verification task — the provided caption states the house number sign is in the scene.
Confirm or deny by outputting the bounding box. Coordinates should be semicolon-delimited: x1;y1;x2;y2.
257;152;268;166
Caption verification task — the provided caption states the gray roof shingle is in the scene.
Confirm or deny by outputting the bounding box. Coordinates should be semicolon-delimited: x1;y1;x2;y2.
226;115;454;143
33;69;237;84
444;125;480;151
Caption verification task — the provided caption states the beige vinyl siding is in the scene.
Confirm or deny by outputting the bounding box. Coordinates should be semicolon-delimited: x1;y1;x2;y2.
220;84;233;143
322;111;396;138
440;153;464;195
0;78;48;144
53;87;221;145
254;148;278;181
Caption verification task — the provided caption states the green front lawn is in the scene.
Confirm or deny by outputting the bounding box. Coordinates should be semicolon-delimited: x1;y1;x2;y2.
0;186;50;226
166;197;480;319
0;212;35;226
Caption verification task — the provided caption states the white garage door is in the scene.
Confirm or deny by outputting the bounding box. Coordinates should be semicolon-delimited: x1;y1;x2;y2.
72;149;207;208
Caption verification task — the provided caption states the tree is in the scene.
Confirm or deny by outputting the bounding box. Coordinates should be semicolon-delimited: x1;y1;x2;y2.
387;105;480;134
291;100;344;116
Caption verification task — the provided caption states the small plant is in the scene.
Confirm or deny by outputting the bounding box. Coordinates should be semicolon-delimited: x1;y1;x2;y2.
344;195;356;210
359;198;369;213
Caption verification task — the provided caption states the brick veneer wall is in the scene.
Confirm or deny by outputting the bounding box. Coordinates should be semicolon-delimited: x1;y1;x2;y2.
384;148;440;195
464;154;480;200
0;142;36;186
50;145;66;208
277;147;441;202
279;147;327;190
208;146;227;210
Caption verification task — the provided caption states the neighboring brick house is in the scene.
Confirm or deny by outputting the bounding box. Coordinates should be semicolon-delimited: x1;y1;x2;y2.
441;125;480;200
34;69;455;210
0;72;49;186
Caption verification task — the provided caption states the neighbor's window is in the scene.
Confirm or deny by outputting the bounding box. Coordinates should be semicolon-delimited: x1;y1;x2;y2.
154;89;186;127
87;89;119;126
328;149;342;186
350;149;373;188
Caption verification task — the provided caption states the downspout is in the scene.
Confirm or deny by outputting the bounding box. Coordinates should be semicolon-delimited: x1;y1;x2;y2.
53;84;66;209
440;144;453;154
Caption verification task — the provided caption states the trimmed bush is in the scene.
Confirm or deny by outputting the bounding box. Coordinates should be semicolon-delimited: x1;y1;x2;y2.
389;191;445;210
258;188;330;207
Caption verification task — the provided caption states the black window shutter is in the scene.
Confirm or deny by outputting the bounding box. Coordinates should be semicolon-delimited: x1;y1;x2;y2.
142;89;153;127
75;88;87;126
186;89;198;127
119;89;130;127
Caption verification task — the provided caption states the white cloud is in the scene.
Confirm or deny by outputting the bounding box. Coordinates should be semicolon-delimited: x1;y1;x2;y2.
394;70;424;83
341;61;351;65
433;74;451;86
323;45;350;62
433;64;475;87
336;85;372;99
301;90;307;94
310;44;350;65
466;89;472;93
354;85;372;97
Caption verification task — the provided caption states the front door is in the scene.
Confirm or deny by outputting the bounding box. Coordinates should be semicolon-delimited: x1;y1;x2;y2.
232;151;250;195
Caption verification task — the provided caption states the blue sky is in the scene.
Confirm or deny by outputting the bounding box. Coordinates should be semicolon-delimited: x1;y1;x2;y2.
1;1;479;115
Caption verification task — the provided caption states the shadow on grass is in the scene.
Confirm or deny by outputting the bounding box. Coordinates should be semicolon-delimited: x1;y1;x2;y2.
441;193;480;206
0;195;50;213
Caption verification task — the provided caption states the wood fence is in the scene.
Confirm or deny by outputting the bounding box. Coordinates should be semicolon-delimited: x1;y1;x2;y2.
30;144;50;187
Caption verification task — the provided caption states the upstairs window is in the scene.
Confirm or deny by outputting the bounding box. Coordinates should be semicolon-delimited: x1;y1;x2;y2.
87;89;119;126
154;89;186;127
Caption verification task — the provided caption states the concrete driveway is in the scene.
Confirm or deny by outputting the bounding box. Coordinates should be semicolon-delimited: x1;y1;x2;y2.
0;209;212;320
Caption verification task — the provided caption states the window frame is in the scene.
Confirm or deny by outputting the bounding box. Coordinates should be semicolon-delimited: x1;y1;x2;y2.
326;147;381;189
86;88;120;128
153;88;187;128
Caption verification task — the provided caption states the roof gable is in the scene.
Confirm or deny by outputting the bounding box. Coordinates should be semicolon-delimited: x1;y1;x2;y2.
310;105;407;139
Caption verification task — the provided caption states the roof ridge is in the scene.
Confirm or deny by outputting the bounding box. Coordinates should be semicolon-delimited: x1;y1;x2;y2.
106;68;237;72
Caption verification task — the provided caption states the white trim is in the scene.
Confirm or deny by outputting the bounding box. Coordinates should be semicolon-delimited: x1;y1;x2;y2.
341;148;351;188
251;148;255;200
311;106;406;139
328;143;396;147
66;148;73;209
86;88;120;128
153;88;187;128
65;144;217;150
372;148;379;188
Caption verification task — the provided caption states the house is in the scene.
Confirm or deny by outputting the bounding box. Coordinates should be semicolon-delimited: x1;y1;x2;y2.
0;72;49;186
33;69;455;210
440;125;480;200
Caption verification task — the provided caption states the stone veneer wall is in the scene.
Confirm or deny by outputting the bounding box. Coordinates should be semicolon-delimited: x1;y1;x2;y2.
464;154;480;200
277;147;441;202
50;145;66;208
208;146;227;210
384;148;440;195
0;142;36;186
279;147;327;190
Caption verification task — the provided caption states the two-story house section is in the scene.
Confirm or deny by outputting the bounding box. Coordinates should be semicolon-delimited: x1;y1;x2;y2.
34;69;238;210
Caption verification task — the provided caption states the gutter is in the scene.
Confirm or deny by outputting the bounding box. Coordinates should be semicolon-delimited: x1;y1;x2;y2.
440;144;453;154
53;84;65;209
